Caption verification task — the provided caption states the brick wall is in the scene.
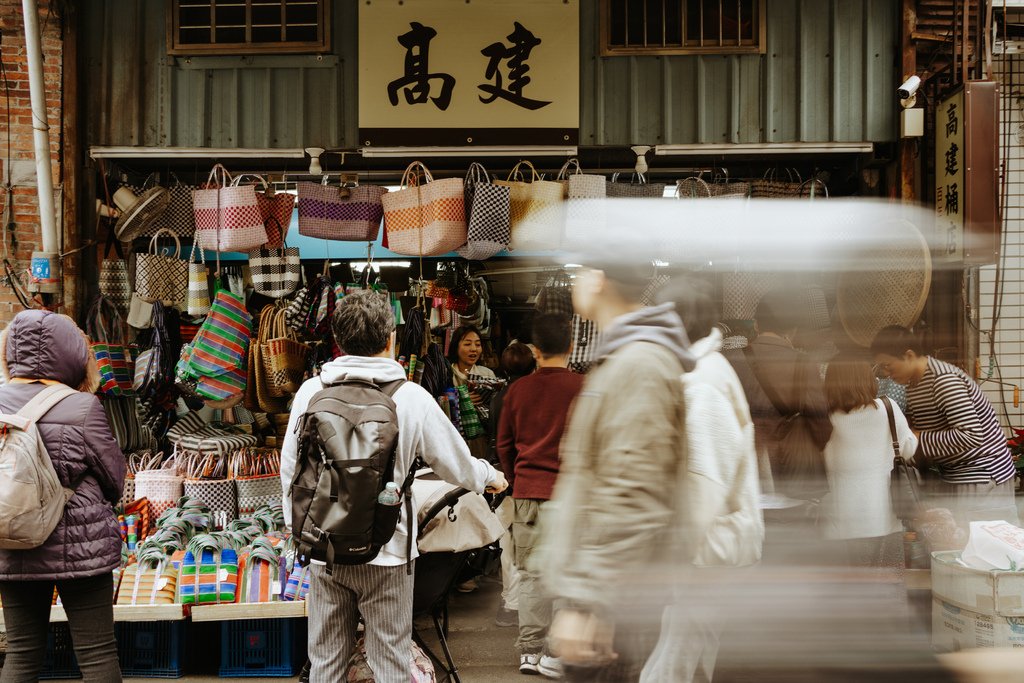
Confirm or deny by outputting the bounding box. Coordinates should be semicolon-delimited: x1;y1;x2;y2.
0;0;63;326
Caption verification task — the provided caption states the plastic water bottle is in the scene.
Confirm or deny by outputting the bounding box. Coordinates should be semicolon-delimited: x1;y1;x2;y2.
378;482;401;506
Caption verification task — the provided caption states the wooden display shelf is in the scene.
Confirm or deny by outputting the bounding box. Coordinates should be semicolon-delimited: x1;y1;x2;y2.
0;604;185;630
190;600;307;622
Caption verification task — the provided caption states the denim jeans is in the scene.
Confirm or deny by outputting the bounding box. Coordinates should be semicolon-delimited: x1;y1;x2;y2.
0;574;121;682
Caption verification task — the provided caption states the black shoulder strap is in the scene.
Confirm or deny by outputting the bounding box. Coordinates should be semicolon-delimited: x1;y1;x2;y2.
743;346;796;418
881;396;900;458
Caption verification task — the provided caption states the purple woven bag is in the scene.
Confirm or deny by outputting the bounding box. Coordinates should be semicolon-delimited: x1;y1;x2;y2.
296;181;388;241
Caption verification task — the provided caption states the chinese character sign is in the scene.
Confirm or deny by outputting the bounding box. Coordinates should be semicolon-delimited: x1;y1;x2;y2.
360;0;579;146
935;90;965;262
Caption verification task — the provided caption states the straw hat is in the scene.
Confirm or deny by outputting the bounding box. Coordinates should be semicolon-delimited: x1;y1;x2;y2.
113;185;171;242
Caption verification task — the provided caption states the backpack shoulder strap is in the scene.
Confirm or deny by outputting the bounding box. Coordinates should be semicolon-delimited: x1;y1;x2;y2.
379;378;406;399
14;384;79;426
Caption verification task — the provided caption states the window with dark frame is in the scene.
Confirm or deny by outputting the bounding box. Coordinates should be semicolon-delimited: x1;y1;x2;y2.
601;0;765;56
169;0;330;56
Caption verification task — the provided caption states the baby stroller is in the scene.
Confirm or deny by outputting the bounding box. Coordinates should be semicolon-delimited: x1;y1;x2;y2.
412;473;507;683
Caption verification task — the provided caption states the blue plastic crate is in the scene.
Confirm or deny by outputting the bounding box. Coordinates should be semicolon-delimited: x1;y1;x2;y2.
116;621;184;679
39;623;80;680
218;618;305;678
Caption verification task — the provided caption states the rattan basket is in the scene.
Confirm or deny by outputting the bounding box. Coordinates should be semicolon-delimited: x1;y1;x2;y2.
837;220;932;347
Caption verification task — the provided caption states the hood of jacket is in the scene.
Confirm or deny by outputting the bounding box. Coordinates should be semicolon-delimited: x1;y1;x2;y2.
688;327;723;361
597;303;696;372
0;310;99;393
318;355;407;386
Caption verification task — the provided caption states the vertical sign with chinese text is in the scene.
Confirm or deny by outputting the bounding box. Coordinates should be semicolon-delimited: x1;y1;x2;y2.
935;90;965;263
359;0;580;147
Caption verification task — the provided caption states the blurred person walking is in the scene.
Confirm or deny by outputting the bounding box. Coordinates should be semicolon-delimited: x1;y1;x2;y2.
497;315;584;677
641;280;764;683
0;310;126;682
492;342;538;629
734;289;833;503
871;326;1017;525
820;355;918;568
538;262;695;683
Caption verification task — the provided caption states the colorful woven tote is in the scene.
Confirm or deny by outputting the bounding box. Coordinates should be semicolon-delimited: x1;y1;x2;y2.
87;295;135;398
297;179;388;241
187;243;211;316
495;161;565;252
177;289;252;402
193;164;269;253
179;534;239;605
116;546;178;606
382;161;466;256
239;538;284;603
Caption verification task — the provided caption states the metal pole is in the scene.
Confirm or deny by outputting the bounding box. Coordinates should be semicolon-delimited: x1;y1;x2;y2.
21;0;58;254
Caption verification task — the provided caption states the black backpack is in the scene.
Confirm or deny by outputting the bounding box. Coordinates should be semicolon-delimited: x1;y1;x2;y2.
291;378;418;569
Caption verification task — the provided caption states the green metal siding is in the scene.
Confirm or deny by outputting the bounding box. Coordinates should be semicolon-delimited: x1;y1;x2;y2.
82;0;897;149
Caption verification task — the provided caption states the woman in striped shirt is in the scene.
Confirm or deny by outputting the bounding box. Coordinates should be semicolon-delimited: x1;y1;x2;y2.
871;326;1018;526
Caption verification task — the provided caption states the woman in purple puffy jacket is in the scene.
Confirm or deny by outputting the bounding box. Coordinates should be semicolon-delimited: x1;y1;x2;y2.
0;310;125;682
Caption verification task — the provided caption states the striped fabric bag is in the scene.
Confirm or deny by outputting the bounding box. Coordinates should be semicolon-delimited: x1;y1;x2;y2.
116;546;178;606
176;289;252;402
239;538;284;603
178;534;239;605
282;562;311;601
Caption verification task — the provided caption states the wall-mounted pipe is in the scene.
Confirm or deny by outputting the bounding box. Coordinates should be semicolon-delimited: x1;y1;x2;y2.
21;0;58;254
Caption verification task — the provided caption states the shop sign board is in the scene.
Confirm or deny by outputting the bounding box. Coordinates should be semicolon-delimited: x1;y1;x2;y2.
358;0;580;147
935;89;965;263
934;82;1000;266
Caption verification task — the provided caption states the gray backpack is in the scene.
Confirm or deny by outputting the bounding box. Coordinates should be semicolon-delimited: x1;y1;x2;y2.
0;384;79;549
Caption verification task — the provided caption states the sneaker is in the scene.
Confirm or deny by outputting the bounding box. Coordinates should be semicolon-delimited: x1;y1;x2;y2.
519;653;541;675
537;654;564;679
495;605;519;627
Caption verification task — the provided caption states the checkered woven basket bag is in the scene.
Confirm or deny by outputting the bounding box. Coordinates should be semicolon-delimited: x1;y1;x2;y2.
193;164;268;252
558;158;606;247
248;222;301;299
297;180;388;241
382;161;466;256
456;163;510;261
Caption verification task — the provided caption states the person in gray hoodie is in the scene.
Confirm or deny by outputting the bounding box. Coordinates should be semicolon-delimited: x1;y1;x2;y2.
280;290;507;683
0;309;126;682
539;262;695;683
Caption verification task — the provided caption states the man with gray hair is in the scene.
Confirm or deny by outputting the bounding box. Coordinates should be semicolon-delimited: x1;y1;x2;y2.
280;290;507;682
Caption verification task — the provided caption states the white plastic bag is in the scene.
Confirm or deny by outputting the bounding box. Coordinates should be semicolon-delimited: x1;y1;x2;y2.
961;520;1024;571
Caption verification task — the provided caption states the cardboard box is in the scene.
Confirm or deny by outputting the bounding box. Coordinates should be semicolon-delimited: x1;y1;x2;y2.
932;551;1024;616
932;551;1024;651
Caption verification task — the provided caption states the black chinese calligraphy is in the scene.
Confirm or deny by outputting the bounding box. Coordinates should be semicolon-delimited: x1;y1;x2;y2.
944;142;959;176
387;22;456;111
945;102;959;137
478;22;552;110
944;183;959;215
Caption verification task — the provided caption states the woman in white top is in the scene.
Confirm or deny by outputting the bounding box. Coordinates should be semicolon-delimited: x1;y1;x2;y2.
821;355;918;568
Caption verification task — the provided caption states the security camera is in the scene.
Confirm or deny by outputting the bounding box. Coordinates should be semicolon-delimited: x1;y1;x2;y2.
897;75;921;100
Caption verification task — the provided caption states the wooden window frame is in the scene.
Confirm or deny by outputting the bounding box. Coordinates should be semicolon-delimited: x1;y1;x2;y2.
168;0;331;56
599;0;767;57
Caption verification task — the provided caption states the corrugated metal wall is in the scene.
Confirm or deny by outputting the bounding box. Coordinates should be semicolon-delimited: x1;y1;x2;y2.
82;0;897;149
